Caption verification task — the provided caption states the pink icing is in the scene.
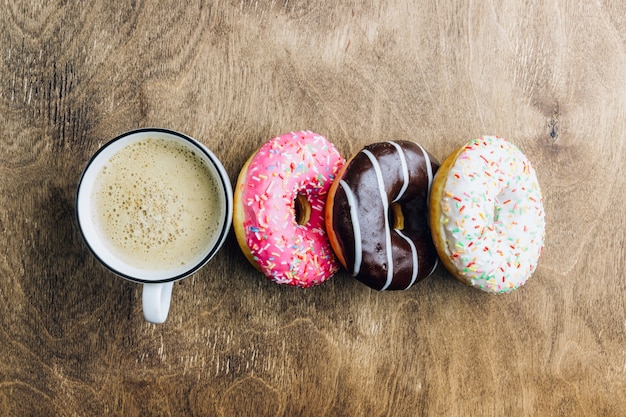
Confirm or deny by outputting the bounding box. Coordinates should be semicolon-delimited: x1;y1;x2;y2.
239;131;344;287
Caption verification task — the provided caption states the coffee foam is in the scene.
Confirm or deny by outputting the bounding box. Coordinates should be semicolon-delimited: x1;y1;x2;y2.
92;138;222;271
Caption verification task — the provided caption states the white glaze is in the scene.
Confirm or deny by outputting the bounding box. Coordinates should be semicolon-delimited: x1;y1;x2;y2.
388;141;409;202
362;149;394;290
339;179;362;276
396;229;418;289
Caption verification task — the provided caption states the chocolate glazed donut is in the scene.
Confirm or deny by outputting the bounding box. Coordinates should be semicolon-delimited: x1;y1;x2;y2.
326;141;440;290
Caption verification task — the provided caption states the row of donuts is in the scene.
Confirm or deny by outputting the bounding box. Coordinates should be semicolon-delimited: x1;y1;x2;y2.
233;131;545;294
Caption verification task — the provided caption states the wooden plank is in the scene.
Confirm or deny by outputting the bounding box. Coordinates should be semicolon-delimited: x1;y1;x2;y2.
0;0;624;415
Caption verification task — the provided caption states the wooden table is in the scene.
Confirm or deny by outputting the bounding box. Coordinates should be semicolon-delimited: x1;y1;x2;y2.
1;1;625;415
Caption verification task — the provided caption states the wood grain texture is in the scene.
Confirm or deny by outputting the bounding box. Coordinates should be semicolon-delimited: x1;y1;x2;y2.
1;0;625;415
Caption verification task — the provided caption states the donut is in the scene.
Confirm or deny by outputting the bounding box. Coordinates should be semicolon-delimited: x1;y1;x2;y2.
325;141;440;291
233;131;344;287
429;135;546;294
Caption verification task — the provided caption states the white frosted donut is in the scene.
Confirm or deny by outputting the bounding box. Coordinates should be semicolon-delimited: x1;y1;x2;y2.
429;136;546;294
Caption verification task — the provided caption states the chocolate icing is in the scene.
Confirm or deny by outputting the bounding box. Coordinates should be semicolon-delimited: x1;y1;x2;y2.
330;141;440;290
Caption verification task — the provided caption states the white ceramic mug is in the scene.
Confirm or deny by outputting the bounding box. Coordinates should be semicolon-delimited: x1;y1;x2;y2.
76;128;233;323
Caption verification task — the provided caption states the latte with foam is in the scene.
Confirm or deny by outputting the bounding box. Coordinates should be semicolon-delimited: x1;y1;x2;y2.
92;137;223;271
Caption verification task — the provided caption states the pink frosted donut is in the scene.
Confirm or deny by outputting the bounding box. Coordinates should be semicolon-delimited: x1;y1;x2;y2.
233;131;345;287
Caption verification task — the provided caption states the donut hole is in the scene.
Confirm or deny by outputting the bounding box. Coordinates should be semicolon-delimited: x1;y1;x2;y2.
294;194;311;226
390;202;404;231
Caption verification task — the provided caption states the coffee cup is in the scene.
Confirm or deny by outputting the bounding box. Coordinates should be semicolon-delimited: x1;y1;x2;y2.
76;128;233;323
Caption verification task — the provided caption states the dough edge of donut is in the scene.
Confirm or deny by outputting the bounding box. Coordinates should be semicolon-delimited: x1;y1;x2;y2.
429;145;474;287
233;152;264;272
324;156;354;272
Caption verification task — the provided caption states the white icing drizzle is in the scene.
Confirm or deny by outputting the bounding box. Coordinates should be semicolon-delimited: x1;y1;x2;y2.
387;141;409;202
416;143;433;189
395;229;418;290
428;257;438;277
362;149;394;291
339;180;362;276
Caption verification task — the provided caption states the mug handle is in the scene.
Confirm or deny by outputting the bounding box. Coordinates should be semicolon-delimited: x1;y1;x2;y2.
142;282;174;324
